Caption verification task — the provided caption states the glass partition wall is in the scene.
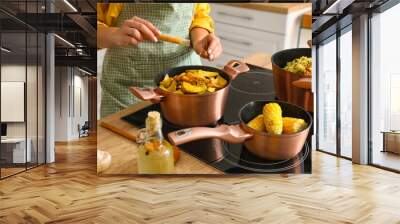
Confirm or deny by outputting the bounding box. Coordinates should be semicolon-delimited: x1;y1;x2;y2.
339;26;352;159
0;1;46;179
317;35;337;155
316;26;352;159
316;0;400;172
370;3;400;171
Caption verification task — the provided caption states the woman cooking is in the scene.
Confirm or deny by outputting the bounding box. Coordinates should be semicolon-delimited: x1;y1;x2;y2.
97;3;223;117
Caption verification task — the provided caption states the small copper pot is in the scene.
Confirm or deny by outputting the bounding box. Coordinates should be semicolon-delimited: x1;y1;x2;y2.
168;100;312;160
130;60;249;127
271;48;313;112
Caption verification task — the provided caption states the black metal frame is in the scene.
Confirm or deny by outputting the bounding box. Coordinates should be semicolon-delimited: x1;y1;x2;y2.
0;0;47;180
336;26;341;158
367;11;373;166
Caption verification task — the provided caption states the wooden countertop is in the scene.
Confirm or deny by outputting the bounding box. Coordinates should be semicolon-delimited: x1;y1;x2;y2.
97;101;222;175
223;3;311;14
97;53;272;175
242;53;272;70
302;12;312;29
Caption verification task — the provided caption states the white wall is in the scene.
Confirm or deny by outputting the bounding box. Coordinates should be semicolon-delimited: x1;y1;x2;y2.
1;64;46;163
1;65;29;137
55;67;69;141
54;67;89;141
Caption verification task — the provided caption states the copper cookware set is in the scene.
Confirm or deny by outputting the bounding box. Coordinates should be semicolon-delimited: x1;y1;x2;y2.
130;60;249;127
130;53;313;160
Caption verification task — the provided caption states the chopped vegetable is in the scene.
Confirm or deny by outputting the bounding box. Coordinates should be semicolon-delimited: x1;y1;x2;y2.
210;76;228;89
247;114;265;132
282;117;307;134
182;81;207;94
283;56;312;77
263;103;283;135
159;69;227;94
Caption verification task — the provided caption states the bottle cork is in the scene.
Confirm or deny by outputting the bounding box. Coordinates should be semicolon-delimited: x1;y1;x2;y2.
146;111;162;134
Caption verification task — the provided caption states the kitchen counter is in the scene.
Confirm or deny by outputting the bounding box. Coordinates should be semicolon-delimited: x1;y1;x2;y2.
223;3;311;14
302;12;312;29
242;53;272;70
97;101;222;175
97;53;272;175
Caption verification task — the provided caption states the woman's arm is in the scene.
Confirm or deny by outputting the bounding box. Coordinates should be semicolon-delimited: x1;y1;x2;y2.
97;3;160;48
98;18;160;49
190;3;223;61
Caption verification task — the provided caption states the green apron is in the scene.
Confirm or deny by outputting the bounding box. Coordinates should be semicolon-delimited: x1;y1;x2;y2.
101;3;202;118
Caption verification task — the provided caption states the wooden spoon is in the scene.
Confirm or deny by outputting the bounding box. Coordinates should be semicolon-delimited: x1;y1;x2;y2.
159;34;190;47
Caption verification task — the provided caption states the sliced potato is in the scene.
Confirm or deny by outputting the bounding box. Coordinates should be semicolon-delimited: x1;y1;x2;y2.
160;75;172;88
182;81;206;94
186;70;219;77
207;87;216;93
160;86;168;92
211;76;228;89
158;69;227;95
166;80;177;92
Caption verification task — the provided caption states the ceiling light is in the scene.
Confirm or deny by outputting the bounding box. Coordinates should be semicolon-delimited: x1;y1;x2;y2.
54;34;75;48
63;0;78;12
77;67;93;76
1;47;11;53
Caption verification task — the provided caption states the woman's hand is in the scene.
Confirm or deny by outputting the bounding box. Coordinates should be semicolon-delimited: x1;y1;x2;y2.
190;28;222;61
97;16;160;48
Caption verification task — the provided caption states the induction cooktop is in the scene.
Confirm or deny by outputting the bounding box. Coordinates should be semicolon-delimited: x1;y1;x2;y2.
122;65;312;174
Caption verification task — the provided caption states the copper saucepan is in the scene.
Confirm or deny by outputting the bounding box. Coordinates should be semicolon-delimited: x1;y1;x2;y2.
271;48;313;112
168;100;312;160
129;60;249;127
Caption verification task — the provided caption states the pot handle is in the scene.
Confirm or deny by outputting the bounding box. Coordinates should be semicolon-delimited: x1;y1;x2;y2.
292;78;311;90
167;124;253;146
223;60;250;80
129;87;164;104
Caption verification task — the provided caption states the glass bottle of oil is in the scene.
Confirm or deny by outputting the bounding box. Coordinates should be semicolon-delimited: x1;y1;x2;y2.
137;111;174;174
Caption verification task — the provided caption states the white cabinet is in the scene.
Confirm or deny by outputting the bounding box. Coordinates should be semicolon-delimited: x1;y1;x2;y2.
203;4;310;67
211;4;287;34
1;138;32;163
298;28;312;48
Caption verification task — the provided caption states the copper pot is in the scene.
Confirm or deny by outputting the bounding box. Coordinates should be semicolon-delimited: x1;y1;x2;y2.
292;78;313;112
129;60;249;127
168;100;312;160
271;48;313;112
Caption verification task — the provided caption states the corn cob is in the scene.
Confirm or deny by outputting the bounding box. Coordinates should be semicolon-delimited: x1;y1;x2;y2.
247;114;265;132
282;117;307;134
263;103;283;134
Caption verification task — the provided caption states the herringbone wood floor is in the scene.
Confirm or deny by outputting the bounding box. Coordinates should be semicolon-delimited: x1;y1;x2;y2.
1;135;400;224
